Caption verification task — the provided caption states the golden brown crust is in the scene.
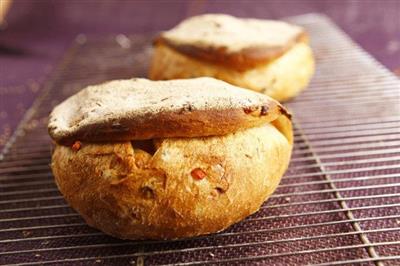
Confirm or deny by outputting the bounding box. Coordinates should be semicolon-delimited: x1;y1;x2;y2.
154;33;308;72
51;118;292;240
155;14;307;72
48;78;290;144
149;42;315;102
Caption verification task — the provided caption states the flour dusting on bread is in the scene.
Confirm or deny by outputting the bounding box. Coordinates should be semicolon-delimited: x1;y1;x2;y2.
48;77;288;143
161;14;304;53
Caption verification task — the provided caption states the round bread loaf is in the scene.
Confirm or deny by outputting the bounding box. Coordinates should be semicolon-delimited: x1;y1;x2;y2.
149;14;315;101
49;77;293;239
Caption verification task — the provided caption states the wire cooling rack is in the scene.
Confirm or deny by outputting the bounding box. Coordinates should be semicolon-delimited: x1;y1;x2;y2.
0;13;399;265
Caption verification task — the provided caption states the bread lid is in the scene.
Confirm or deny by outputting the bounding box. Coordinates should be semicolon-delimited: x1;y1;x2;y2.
48;77;290;144
155;14;307;71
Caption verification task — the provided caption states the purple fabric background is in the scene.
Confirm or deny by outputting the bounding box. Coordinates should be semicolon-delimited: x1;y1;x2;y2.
0;0;399;150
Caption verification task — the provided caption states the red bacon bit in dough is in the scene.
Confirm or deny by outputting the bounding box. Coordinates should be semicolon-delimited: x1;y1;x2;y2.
243;107;253;114
191;168;207;180
260;106;268;116
71;141;82;151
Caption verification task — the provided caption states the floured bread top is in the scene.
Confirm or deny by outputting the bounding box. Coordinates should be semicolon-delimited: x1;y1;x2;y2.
161;14;304;53
48;77;289;144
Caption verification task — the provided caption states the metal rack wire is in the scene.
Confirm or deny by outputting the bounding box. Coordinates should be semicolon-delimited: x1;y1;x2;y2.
0;13;399;265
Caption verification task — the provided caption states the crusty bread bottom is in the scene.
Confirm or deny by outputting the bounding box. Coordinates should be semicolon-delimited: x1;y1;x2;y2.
51;117;292;239
149;43;315;102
